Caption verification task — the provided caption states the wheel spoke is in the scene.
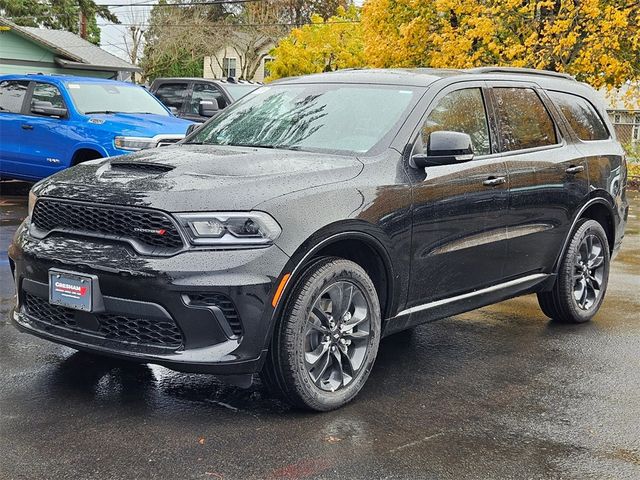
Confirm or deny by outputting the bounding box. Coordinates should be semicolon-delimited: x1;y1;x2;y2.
343;329;369;341
589;254;604;269
312;351;332;386
312;307;332;328
306;318;329;334
305;342;330;367
328;282;353;320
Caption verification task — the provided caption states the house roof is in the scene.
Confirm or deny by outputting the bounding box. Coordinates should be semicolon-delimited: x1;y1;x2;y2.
597;83;640;112
0;17;140;72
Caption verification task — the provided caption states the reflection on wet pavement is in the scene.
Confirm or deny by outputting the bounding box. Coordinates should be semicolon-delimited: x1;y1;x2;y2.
1;183;639;479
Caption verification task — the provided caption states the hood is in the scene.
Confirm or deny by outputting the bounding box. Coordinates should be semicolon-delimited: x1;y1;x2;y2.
33;144;364;211
87;113;193;136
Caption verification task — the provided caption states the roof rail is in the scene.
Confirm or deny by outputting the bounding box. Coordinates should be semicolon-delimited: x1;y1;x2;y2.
468;67;576;81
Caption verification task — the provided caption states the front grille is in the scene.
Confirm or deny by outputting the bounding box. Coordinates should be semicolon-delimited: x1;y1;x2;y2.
32;199;184;254
187;293;243;336
24;294;184;349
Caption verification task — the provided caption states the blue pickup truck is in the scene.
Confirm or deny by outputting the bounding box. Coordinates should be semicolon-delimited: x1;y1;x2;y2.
0;74;194;182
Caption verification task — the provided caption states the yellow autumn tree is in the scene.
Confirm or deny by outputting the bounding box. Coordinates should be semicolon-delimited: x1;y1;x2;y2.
267;6;366;81
362;0;640;89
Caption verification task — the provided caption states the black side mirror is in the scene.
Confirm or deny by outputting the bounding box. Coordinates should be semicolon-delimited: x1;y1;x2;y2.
185;123;200;136
412;131;474;168
31;100;67;118
198;100;219;117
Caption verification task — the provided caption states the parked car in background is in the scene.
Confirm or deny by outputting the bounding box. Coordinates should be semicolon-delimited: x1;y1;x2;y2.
150;77;261;122
0;74;194;182
9;68;628;411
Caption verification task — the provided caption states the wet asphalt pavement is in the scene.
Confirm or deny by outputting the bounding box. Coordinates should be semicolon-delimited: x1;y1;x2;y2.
1;181;639;480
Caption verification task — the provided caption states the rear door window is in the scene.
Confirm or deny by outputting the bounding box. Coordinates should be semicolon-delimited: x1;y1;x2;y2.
0;80;29;113
154;82;188;110
547;91;609;141
492;87;558;152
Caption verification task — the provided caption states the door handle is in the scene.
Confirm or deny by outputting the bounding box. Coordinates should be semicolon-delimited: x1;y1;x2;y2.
21;124;33;130
483;176;506;187
565;165;584;174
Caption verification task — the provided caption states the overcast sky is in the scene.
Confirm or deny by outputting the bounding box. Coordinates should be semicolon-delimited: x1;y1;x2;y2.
96;0;365;63
96;0;154;62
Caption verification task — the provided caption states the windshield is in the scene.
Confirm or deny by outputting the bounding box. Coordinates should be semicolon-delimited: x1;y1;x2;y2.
225;83;260;100
188;84;419;154
67;82;169;116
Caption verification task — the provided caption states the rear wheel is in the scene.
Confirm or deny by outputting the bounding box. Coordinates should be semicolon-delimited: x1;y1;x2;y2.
537;219;610;323
262;258;381;411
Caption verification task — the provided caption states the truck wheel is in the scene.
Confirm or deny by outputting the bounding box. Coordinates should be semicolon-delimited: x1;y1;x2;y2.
262;258;381;411
537;219;610;323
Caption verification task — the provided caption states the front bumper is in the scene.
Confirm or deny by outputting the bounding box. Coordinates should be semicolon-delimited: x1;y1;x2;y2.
8;221;290;376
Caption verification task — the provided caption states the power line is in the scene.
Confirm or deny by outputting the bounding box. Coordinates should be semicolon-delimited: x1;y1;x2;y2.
102;0;264;7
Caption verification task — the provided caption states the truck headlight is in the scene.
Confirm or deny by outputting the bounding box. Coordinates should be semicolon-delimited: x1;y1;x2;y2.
114;136;157;151
174;212;281;246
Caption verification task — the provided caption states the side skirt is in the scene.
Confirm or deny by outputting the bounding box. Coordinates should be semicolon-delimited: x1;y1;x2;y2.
383;273;555;336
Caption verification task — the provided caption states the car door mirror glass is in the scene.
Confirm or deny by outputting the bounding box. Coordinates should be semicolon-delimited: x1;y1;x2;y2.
198;100;219;117
412;131;474;168
31;100;67;118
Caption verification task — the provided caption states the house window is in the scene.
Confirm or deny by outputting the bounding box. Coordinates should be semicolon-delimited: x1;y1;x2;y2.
633;125;640;143
222;58;237;78
634;113;640;124
613;113;621;124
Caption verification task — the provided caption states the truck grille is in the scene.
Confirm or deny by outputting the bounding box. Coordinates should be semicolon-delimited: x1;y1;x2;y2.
24;293;184;349
32;199;184;254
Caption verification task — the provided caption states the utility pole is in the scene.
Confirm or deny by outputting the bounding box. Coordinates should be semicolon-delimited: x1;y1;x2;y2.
78;11;87;39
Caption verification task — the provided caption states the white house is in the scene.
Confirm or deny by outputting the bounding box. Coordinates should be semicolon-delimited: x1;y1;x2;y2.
203;34;275;83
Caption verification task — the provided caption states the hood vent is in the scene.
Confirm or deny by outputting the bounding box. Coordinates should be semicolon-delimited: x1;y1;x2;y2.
110;161;175;174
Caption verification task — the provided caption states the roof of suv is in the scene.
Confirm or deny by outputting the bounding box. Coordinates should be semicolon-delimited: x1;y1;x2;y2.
274;67;578;88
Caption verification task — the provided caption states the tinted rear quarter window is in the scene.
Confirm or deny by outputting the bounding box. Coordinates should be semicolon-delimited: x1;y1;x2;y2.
548;91;609;141
0;80;29;113
492;87;557;152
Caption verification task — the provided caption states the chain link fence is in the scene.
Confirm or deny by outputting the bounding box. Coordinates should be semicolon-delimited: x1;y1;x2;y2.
611;121;639;161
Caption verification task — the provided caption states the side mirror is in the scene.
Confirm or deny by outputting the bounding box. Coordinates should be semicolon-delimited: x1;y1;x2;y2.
198;100;219;117
412;131;474;168
31;100;67;118
185;123;200;136
169;106;179;115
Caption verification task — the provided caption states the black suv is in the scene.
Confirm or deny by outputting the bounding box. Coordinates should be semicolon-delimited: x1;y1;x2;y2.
9;68;628;411
150;77;260;122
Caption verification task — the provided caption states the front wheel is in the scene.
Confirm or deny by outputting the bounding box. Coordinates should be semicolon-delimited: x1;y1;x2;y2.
262;258;381;411
538;219;610;323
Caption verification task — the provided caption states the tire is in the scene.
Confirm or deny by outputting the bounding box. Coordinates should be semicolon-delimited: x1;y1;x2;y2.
262;258;381;411
537;219;610;323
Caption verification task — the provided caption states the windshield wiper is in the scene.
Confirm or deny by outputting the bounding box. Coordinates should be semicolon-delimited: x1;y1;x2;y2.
84;110;120;114
229;143;300;151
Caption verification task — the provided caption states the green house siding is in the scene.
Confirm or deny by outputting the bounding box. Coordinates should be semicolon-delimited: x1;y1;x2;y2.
0;30;115;79
0;30;55;62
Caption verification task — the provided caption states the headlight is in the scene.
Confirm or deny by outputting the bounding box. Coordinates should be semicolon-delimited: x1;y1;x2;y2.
114;136;157;151
175;212;281;246
28;189;38;217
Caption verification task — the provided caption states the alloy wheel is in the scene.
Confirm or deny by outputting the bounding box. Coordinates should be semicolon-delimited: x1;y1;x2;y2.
303;281;371;392
573;233;605;310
